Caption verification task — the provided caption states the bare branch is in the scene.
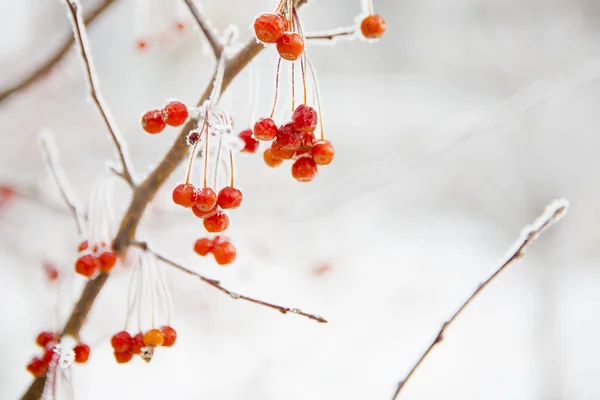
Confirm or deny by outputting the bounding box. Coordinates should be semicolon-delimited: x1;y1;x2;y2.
305;28;357;41
0;0;116;104
183;0;223;58
132;241;327;323
390;200;569;399
64;0;135;187
38;131;85;235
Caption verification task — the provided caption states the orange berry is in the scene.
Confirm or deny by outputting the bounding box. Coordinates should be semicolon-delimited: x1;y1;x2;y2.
276;32;304;61
263;148;283;167
160;326;177;347
143;329;165;347
311;140;335;165
360;14;386;39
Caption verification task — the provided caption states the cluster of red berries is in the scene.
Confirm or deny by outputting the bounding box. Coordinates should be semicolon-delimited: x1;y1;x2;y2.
141;100;189;134
194;235;236;265
360;14;386;39
110;327;176;363
26;332;90;377
254;13;304;61
172;184;243;233
74;240;117;278
251;104;334;182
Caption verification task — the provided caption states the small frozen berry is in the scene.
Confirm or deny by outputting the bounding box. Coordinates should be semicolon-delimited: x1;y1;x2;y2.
298;131;316;151
111;331;132;353
98;251;117;273
217;187;243;209
77;240;88;252
43;262;59;281
292;105;318;132
360;14;386;39
141;110;166;134
212;240;236;265
254;13;287;43
311;140;335;165
143;329;165;347
292;157;318;182
270;141;295;160
194;187;217;211
74;344;90;363
136;39;148;51
263;148;284;167
192;204;218;219
172;183;196;208
42;347;55;365
239;129;259;153
75;255;99;278
160;326;177;347
36;331;57;348
253;118;278;141
277;32;304;61
163;101;188;126
26;357;47;377
203;210;230;233
114;350;134;364
194;237;214;256
276;122;302;151
131;333;144;355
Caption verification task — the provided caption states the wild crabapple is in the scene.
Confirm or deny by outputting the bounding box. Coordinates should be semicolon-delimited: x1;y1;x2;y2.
212;240;236;265
276;122;302;151
194;187;217;211
239;129;259;153
114;350;133;364
36;331;57;348
270;141;295;160
143;329;165;347
172;183;196;208
111;331;132;353
361;14;386;38
253;117;278;141
292;104;318;132
141;110;166;134
26;357;47;377
73;344;90;363
192;204;218;219
98;251;117;273
217;186;243;209
160;326;177;347
277;32;304;61
131;333;144;355
311;140;335;165
75;254;99;278
263;148;284;167
163;101;188;126
42;348;55;365
254;13;287;43
203;210;230;233
292;157;318;182
194;237;214;256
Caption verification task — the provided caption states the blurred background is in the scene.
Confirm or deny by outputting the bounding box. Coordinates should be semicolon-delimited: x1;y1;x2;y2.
1;0;599;399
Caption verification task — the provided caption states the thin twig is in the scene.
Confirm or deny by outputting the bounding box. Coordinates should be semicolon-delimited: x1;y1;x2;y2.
305;28;357;41
38;131;85;235
132;241;328;323
64;0;135;187
183;0;223;58
390;199;569;399
0;0;116;104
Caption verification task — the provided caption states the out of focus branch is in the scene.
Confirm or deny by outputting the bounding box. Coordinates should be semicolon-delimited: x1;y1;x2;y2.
305;28;357;41
133;241;327;323
390;200;569;399
0;0;117;104
183;0;223;58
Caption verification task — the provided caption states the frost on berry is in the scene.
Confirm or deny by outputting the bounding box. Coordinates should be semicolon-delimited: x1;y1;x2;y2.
74;344;90;363
254;13;287;43
277;32;305;61
75;254;100;278
292;157;319;182
239;129;260;153
212;240;236;265
360;14;386;39
163;101;188;126
270;141;295;160
217;186;243;209
203;210;230;233
311;140;335;165
292;105;318;132
36;331;58;348
141;110;166;134
173;183;196;208
192;204;218;219
194;187;218;211
253;117;278;141
263;148;284;167
194;237;214;256
275;122;302;151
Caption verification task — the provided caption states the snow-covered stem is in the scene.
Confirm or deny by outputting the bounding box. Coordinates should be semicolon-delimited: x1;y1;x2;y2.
0;0;117;105
132;241;328;324
38;131;85;235
183;0;223;58
390;199;569;399
64;0;135;187
306;27;357;41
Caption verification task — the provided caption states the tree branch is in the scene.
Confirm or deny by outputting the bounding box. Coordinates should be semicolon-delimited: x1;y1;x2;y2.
133;241;327;323
390;199;569;399
0;0;116;104
183;0;223;58
64;0;135;187
305;28;357;41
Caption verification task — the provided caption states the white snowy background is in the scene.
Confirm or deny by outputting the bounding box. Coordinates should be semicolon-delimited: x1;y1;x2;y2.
1;0;599;399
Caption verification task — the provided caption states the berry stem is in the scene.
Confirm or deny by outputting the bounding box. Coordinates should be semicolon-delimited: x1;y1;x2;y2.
292;8;308;104
287;0;294;31
213;133;224;189
306;57;326;141
270;57;283;119
291;62;296;112
184;112;208;185
365;0;374;15
229;151;235;188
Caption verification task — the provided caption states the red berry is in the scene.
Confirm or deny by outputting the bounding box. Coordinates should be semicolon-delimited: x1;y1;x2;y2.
291;157;318;182
78;240;88;252
163;101;188;126
217;186;243;209
270;141;295;160
253;13;287;44
131;333;144;355
111;331;132;353
194;237;214;256
36;331;57;348
276;122;302;151
43;262;60;281
75;255;99;278
212;240;236;265
194;187;217;211
276;32;304;61
203;210;230;233
42;348;55;365
292;105;318;132
26;357;47;377
192;204;218;219
160;326;177;347
298;131;316;152
311;140;335;165
98;251;117;273
253;118;278;141
143;329;164;347
239;129;259;153
141;110;166;134
114;350;134;364
74;344;90;363
172;183;196;208
263;148;283;167
361;14;386;39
